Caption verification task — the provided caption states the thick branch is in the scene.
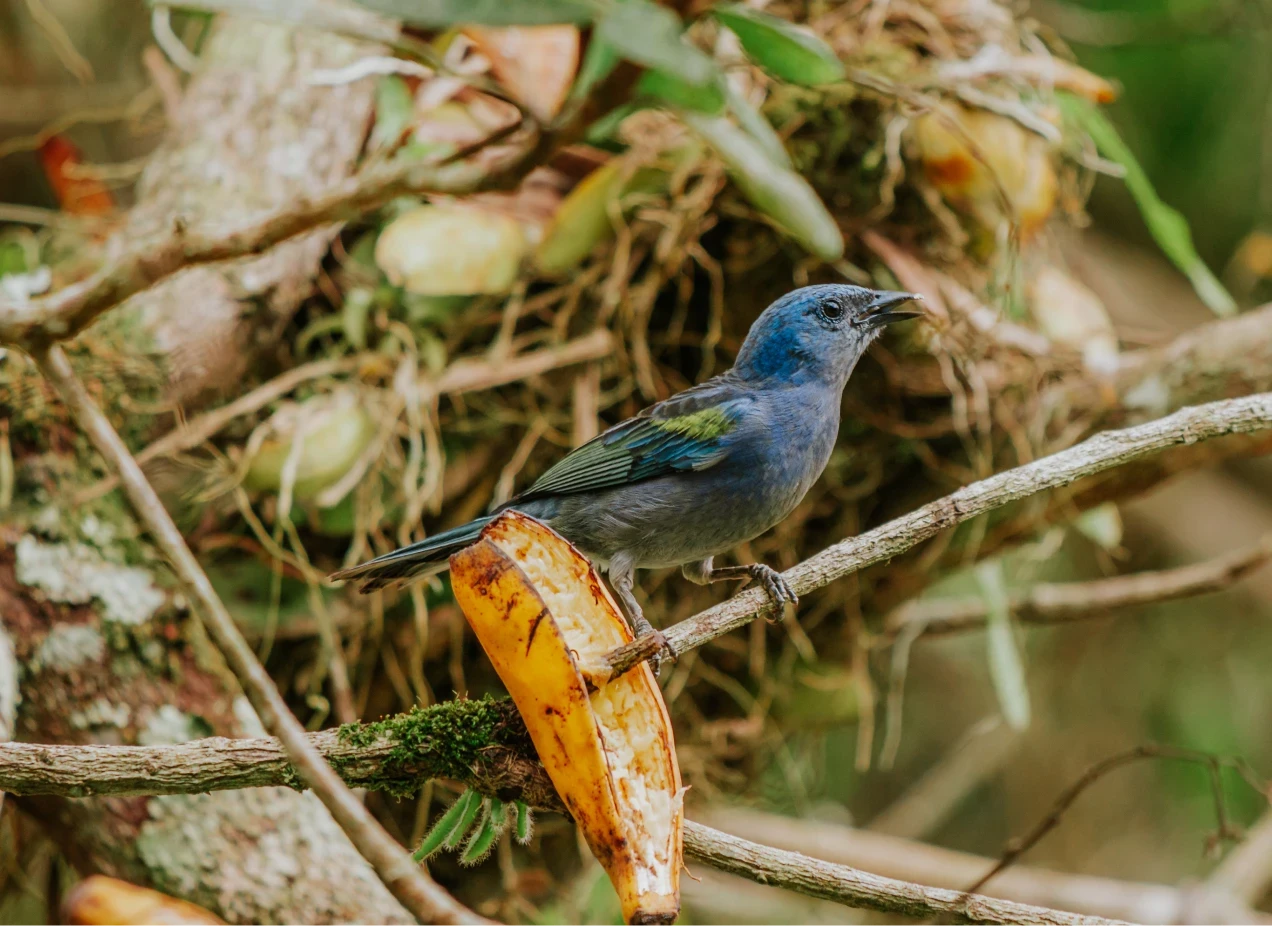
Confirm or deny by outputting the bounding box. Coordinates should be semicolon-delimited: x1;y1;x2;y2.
605;393;1272;676
879;536;1272;640
30;344;483;926
0;722;1117;924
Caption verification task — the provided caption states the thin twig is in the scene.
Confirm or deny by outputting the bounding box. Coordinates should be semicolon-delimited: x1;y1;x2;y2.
878;536;1272;642
961;745;1267;900
29;343;486;926
604;393;1272;677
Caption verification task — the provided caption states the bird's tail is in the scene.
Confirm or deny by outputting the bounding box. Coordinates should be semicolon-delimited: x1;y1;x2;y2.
329;516;494;592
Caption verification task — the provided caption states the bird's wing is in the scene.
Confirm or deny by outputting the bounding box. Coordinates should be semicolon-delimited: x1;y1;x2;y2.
516;378;752;501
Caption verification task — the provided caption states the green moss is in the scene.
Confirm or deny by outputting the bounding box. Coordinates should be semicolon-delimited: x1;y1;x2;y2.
338;696;528;798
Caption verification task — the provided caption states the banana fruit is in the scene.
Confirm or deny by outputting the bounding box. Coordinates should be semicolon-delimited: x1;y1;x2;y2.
450;511;684;925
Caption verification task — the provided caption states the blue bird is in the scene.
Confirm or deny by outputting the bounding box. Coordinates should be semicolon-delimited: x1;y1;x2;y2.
331;284;920;666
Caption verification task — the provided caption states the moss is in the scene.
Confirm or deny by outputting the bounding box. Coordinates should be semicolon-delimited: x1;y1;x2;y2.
338;696;529;797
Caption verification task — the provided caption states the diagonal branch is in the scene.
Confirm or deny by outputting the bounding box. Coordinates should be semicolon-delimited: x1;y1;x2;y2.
604;393;1272;676
29;344;485;926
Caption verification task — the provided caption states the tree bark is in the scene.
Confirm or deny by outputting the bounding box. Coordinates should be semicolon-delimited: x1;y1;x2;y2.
2;12;417;924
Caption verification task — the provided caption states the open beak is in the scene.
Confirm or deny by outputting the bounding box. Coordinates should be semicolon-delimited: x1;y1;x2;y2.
862;290;923;329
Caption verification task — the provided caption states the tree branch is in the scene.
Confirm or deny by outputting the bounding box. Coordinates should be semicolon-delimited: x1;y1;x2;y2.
29;344;484;926
604;393;1272;677
878;535;1272;641
0;716;1119;924
1;140;538;349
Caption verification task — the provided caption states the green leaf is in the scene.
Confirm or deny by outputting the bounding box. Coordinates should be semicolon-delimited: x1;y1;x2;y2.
341;287;373;350
571;36;620;106
443;788;483;850
460;798;503;865
725;84;790;168
414;790;478;861
355;0;596;26
596;0;719;90
370;75;413;152
682;111;843;260
637;69;725;113
1058;92;1236;317
514;801;533;844
978;560;1030;731
712;3;844;86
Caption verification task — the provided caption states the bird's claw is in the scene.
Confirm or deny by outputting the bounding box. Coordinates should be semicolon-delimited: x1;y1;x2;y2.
629;615;674;678
749;564;798;610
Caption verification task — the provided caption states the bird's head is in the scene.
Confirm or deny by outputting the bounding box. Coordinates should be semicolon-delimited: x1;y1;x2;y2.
733;284;922;387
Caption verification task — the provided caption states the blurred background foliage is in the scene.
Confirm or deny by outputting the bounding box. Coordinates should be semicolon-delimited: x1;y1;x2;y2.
1;0;1272;923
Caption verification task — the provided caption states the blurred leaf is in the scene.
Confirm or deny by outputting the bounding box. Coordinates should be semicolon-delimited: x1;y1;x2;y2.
534;159;671;275
341;286;373;349
0;239;28;277
355;0;595;27
712;3;844;86
570;36;620;106
1074;502;1123;551
978;559;1030;731
682;112;843;260
370;75;413;152
726;84;790;168
1058;92;1236;316
637;68;725;113
595;0;720;90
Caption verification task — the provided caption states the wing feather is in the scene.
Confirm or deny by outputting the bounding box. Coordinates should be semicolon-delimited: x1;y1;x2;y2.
514;377;750;502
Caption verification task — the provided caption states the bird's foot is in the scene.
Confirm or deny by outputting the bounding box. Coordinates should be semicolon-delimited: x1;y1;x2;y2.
746;563;798;611
627;612;674;678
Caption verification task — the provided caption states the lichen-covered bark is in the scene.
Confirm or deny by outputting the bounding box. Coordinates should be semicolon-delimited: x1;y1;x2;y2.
2;11;418;924
1;509;411;923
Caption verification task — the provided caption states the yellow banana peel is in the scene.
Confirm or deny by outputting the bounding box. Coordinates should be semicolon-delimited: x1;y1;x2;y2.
450;511;684;925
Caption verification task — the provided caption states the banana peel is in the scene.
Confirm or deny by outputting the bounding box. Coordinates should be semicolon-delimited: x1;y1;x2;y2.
450;511;683;925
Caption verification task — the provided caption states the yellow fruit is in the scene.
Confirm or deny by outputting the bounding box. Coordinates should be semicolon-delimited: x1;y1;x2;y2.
450;512;683;925
913;106;1057;239
63;875;225;925
243;389;376;502
375;204;526;295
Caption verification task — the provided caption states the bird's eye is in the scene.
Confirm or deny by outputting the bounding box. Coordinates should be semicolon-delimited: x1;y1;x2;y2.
819;300;845;322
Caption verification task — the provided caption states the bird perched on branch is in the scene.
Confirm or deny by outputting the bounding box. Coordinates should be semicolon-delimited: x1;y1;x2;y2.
332;284;920;668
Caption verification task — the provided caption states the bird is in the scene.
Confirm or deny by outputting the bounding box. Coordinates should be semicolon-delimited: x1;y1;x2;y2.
331;284;921;669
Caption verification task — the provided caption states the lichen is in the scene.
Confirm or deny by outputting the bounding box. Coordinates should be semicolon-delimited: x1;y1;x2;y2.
137;789;412;924
32;624;106;674
138;704;209;746
15;535;165;625
70;698;131;730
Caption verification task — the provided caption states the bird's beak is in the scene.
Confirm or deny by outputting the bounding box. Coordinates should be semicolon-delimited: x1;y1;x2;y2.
862;290;923;329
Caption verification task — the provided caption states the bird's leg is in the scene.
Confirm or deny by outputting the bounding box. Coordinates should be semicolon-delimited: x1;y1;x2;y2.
683;557;798;610
609;557;673;676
